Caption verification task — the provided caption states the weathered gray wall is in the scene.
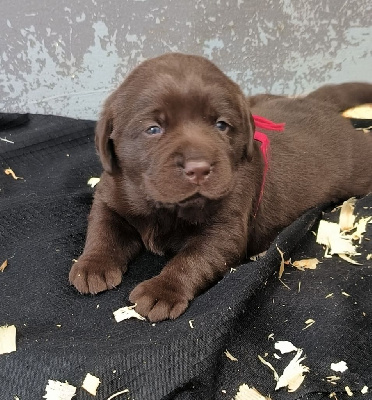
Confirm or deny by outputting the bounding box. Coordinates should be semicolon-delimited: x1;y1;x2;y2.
1;0;371;120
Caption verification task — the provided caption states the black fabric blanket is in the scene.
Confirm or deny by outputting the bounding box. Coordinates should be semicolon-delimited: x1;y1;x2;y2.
0;113;371;400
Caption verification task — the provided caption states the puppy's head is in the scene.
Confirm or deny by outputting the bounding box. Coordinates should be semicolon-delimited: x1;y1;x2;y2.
96;53;254;213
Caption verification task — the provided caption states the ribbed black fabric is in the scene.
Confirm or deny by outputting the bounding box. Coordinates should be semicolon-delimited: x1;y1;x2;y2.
0;114;371;400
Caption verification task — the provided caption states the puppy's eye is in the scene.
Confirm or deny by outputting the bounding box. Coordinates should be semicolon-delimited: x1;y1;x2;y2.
215;120;230;132
146;125;163;135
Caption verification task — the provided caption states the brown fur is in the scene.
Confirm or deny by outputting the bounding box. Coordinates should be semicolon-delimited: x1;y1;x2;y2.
69;53;372;321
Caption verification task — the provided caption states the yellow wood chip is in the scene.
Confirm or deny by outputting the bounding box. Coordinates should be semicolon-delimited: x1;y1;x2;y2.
250;251;267;261
331;361;348;372
339;198;356;232
342;103;372;119
338;254;362;265
113;305;145;322
276;245;285;279
258;355;279;381
225;349;238;361
43;380;76;400
352;217;372;243
316;220;358;259
87;177;100;188
0;325;16;355
326;376;341;384
302;319;315;330
292;258;319;271
106;389;130;400
361;386;368;394
345;386;353;397
316;220;340;247
0;259;8;272
82;373;101;396
274;341;298;354
4;168;23;180
234;384;269;400
275;349;309;392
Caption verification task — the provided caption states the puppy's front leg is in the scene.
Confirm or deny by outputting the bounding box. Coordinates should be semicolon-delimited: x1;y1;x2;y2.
69;199;142;294
130;223;246;322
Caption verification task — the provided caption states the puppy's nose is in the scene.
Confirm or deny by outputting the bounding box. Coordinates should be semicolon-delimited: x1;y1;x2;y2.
183;160;211;185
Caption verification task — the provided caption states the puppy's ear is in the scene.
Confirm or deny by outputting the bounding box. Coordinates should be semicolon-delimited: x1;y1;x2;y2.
239;96;255;161
95;95;117;174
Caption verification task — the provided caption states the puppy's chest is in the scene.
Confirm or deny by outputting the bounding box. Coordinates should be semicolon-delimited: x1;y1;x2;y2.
132;217;197;255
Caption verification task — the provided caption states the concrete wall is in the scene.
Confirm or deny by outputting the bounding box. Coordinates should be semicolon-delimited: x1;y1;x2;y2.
1;0;371;120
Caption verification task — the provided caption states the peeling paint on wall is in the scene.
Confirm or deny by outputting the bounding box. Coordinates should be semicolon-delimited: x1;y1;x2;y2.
0;0;371;119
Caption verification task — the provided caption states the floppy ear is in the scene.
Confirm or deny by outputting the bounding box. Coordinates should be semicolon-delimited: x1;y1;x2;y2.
239;96;255;161
95;95;117;174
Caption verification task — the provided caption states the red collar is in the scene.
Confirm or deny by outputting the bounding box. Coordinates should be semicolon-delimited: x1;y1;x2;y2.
252;115;285;216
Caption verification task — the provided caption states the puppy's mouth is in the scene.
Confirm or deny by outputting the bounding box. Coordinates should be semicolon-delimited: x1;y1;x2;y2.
154;192;207;209
177;192;205;207
153;192;223;223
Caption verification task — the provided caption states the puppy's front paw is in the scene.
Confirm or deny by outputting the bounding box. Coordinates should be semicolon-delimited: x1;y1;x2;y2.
69;257;123;294
129;276;189;322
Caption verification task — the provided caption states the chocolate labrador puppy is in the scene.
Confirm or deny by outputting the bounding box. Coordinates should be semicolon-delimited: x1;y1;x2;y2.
69;53;372;321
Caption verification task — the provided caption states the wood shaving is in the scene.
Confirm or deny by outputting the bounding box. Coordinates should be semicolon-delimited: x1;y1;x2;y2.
0;137;14;143
275;349;309;392
0;325;16;355
106;389;130;400
352;217;372;243
113;305;146;322
325;293;334;298
316;200;371;264
0;259;8;272
276;245;285;279
82;373;101;396
43;380;76;400
274;341;298;354
225;349;238;361
339;198;356;231
302;319;315;330
331;361;348;372
342;103;372;119
87;177;101;188
234;384;270;400
338;254;362;265
316;220;359;262
250;251;267;261
4;168;23;180
345;386;353;397
258;355;279;381
326;376;341;384
267;333;275;341
342;292;351;297
292;258;319;271
279;279;291;290
367;254;372;260
189;320;194;329
361;386;368;394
